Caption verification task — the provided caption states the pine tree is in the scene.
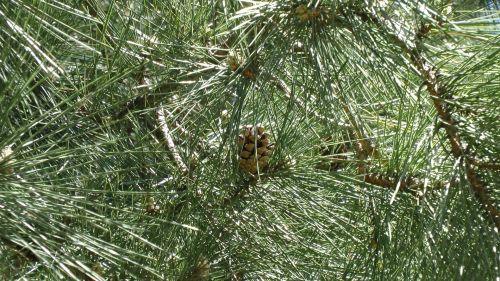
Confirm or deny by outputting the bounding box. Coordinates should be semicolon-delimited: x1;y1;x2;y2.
1;0;499;280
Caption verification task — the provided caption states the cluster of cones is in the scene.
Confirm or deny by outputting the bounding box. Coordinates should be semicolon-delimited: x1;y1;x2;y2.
294;4;321;22
238;125;273;174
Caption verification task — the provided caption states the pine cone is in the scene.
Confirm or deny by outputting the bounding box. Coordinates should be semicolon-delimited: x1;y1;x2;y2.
237;125;273;174
293;4;328;24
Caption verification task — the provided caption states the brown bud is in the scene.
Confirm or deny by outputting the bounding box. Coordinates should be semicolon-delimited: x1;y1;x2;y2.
242;68;256;80
259;156;269;162
295;5;308;15
309;7;320;18
297;13;310;22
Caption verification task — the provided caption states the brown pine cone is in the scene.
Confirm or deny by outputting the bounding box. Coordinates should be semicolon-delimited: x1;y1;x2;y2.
237;125;273;173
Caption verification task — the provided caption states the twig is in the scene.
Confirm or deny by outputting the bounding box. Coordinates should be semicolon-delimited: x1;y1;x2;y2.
156;108;189;174
364;173;446;194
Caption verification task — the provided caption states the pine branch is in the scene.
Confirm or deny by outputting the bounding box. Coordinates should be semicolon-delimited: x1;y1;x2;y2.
364;173;447;194
269;73;377;174
354;9;500;228
269;75;400;193
3;1;499;279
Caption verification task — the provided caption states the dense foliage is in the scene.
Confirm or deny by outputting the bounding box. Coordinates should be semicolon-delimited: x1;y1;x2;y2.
0;0;499;280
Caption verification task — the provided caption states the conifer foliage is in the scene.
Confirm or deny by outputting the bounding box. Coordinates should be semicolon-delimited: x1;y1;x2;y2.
0;0;499;280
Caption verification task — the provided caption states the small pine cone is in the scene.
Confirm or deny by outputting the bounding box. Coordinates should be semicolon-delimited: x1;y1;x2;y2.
294;4;322;22
238;125;273;174
295;5;308;16
309;7;320;18
242;68;256;80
